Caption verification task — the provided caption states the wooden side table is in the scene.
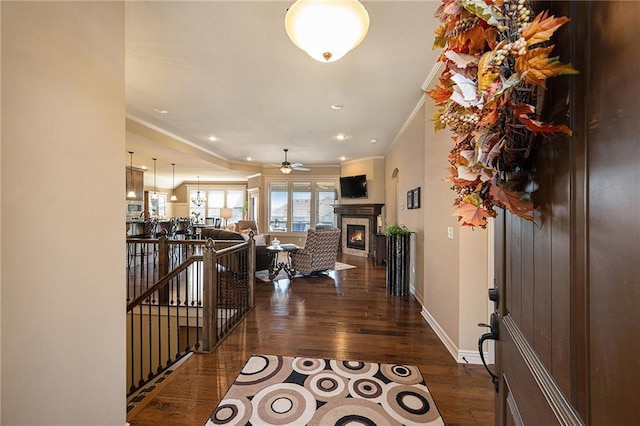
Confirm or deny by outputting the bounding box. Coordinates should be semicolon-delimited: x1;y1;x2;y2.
374;234;386;265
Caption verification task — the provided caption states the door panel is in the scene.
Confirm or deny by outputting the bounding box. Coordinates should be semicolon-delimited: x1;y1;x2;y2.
495;1;640;424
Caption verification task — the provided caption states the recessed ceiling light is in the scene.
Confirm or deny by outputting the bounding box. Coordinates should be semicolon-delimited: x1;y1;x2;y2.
331;104;343;110
153;107;168;114
370;138;379;144
336;134;347;141
246;157;252;161
340;156;346;161
208;136;218;142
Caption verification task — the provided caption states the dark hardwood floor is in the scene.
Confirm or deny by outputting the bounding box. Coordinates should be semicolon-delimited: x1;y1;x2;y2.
128;253;495;425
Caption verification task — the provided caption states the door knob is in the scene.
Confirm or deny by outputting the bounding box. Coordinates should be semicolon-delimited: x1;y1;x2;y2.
478;312;499;392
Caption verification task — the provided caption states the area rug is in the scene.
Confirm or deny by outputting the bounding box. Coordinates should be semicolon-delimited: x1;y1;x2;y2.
255;262;356;282
206;354;444;425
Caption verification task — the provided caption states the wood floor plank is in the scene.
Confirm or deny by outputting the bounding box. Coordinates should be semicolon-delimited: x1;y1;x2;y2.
128;253;495;425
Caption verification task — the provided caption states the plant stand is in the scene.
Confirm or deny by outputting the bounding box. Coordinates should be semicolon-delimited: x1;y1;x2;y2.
386;234;410;296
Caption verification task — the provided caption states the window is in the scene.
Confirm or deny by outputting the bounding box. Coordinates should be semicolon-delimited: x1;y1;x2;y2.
269;182;288;232
292;182;311;232
188;185;246;223
206;190;225;218
227;190;244;222
316;182;337;228
267;179;338;233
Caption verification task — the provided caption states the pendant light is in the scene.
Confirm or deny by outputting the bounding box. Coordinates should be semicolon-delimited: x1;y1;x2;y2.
191;176;206;207
170;163;178;201
126;151;136;199
151;158;158;199
285;0;370;63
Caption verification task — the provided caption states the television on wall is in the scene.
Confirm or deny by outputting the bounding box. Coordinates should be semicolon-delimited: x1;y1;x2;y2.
340;174;368;199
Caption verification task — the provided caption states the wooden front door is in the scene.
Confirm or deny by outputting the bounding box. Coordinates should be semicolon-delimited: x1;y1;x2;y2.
494;1;640;424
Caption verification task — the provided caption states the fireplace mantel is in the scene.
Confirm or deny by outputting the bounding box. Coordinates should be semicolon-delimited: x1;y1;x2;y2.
333;204;384;257
333;204;384;217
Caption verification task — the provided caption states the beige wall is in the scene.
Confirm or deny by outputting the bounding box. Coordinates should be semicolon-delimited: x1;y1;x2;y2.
1;2;125;424
340;157;385;204
385;98;490;362
384;105;426;300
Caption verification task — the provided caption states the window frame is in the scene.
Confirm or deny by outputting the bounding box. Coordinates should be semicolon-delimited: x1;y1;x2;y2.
265;177;338;235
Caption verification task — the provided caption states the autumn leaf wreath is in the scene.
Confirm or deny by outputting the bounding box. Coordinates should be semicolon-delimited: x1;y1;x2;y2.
428;0;578;228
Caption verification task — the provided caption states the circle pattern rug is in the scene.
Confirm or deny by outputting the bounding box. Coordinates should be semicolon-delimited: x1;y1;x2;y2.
206;354;444;426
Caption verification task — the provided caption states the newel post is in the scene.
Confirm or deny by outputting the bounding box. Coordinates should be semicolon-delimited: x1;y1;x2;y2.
248;231;256;308
202;238;218;352
158;230;170;304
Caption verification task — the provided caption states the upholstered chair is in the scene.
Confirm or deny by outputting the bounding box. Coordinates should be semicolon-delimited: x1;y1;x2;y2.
290;228;341;276
236;220;259;233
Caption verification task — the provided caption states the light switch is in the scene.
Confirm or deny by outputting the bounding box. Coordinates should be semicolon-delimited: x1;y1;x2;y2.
447;227;454;240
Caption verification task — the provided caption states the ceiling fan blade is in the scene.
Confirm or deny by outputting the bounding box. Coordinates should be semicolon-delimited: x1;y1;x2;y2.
293;166;310;171
290;163;303;168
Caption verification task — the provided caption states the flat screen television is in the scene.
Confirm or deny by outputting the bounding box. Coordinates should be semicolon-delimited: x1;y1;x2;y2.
340;174;368;199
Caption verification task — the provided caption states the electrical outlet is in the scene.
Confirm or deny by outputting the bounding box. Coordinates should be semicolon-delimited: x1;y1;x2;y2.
447;227;454;240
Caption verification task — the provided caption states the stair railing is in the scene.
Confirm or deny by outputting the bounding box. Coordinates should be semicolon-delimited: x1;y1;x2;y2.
126;232;255;396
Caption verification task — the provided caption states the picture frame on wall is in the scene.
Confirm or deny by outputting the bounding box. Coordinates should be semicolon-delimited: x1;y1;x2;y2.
406;190;413;209
413;187;421;209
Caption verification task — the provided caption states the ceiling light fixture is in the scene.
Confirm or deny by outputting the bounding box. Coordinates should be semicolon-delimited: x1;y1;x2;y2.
151;158;158;199
280;164;293;174
370;138;378;144
208;136;217;142
331;104;343;110
153;107;168;114
191;176;206;207
336;134;347;141
285;0;370;63
127;151;136;199
170;163;178;201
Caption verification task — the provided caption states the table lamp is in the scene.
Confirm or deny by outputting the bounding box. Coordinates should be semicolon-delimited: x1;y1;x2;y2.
220;208;233;226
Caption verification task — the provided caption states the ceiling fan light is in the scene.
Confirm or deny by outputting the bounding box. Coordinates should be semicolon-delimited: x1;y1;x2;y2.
285;0;370;63
280;165;293;174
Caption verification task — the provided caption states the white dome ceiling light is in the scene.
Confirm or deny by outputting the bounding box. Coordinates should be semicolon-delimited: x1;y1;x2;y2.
285;0;370;63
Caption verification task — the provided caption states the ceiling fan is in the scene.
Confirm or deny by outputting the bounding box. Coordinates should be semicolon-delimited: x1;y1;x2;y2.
273;148;310;174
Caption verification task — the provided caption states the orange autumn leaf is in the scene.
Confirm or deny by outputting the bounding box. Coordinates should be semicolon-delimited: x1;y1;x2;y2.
489;184;535;222
426;85;453;105
450;26;489;55
510;102;573;136
453;201;490;227
444;167;476;186
515;46;578;88
521;11;570;47
478;50;500;91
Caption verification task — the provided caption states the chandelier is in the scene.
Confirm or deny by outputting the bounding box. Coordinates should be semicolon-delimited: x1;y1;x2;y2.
191;176;206;207
170;163;178;201
285;0;370;63
126;151;136;199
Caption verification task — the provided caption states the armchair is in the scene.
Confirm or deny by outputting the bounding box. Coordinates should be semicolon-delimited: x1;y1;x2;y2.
290;228;341;276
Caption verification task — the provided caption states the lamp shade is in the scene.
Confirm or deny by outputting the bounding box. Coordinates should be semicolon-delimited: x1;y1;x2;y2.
285;0;370;63
220;208;233;219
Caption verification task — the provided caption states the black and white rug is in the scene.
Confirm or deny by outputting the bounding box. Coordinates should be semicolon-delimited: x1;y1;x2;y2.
206;354;444;425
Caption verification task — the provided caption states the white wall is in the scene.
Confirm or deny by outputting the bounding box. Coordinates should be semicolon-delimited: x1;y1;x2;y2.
1;2;125;424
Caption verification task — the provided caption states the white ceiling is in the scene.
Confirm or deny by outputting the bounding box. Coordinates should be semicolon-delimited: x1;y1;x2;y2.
125;1;441;189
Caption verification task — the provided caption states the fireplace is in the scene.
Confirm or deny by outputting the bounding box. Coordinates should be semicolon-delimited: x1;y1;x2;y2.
333;204;384;258
346;224;366;250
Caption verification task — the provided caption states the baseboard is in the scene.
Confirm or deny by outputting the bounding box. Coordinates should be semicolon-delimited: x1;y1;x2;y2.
420;306;459;361
458;349;486;365
420;306;489;365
